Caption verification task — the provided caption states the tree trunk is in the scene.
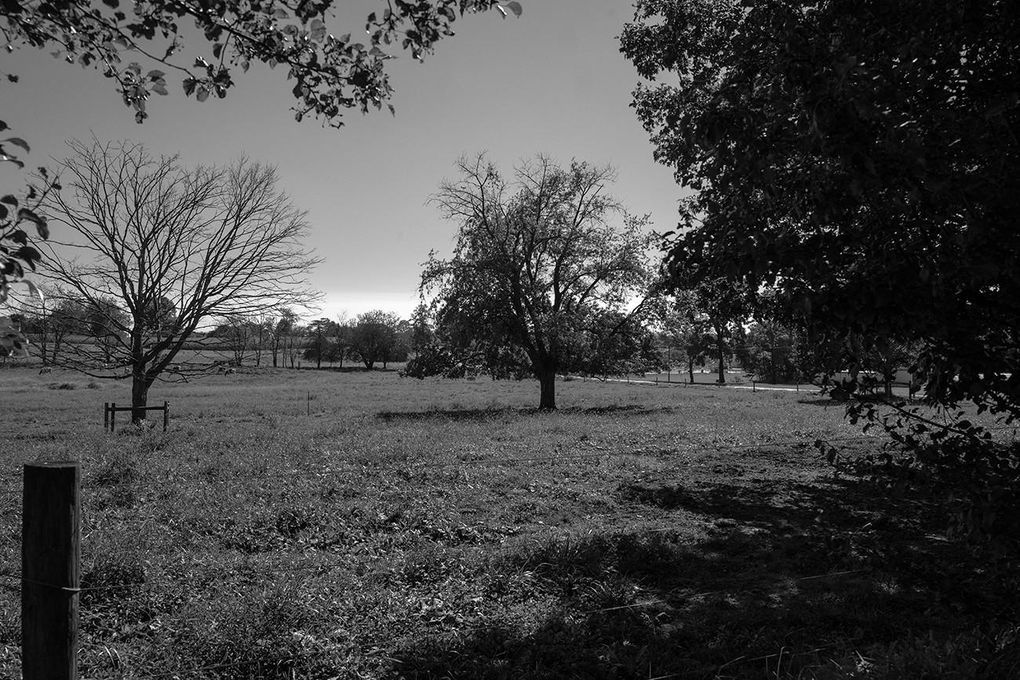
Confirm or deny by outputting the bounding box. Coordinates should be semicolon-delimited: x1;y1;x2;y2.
538;367;556;410
688;357;695;384
131;372;150;423
716;336;726;384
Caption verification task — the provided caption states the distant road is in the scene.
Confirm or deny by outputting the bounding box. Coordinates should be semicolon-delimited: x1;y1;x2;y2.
570;375;927;398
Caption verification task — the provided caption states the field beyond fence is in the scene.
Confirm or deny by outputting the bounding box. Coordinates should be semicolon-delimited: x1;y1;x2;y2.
1;367;1017;679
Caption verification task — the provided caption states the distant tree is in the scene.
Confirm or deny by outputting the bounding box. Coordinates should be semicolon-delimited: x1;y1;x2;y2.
269;308;299;368
651;291;715;384
416;154;656;409
588;313;667;378
40;139;319;421
249;312;274;367
389;319;413;368
219;315;253;367
284;321;305;369
664;278;745;384
331;313;354;368
303;317;337;369
349;310;401;370
735;320;802;385
409;303;436;352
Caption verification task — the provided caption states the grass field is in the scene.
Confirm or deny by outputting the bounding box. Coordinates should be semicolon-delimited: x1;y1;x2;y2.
1;367;1017;679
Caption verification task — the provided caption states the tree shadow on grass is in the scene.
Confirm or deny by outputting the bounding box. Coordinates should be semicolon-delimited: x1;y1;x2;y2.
376;408;523;422
796;397;847;408
376;404;673;422
388;474;1016;679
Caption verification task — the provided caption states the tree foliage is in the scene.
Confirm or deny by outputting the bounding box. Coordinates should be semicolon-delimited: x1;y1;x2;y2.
620;0;1019;418
39;139;319;419
411;154;656;409
2;0;520;125
621;0;1020;540
349;310;404;370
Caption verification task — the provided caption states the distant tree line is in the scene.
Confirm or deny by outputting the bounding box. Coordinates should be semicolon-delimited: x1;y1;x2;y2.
207;309;413;371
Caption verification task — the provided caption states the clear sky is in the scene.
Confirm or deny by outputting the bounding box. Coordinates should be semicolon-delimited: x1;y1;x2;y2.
1;0;682;321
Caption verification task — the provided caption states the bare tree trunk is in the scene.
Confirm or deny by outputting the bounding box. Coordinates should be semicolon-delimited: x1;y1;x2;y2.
538;366;556;410
715;334;726;384
131;371;149;423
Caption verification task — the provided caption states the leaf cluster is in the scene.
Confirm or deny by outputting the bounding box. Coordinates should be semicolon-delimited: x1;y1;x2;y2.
1;0;518;125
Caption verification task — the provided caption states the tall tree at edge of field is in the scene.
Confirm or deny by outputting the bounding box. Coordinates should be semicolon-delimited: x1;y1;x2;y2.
40;139;320;422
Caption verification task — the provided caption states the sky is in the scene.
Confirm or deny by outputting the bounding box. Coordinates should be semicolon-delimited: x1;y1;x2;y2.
1;0;682;321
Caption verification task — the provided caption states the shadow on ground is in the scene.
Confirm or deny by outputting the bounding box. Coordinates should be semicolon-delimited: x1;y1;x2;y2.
389;471;1018;679
376;404;673;422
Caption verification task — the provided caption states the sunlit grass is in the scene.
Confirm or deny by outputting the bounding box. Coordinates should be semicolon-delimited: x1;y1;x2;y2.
0;366;1015;679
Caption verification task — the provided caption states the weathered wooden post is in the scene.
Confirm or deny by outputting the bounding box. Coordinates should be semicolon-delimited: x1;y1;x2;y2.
109;402;116;433
103;403;109;431
22;461;80;680
163;400;170;432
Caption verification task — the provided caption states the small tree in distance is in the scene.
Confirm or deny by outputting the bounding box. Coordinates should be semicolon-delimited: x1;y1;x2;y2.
40;139;320;421
408;154;656;410
350;310;402;370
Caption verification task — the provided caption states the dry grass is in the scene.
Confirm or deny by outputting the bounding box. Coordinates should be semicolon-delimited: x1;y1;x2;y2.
0;366;1016;679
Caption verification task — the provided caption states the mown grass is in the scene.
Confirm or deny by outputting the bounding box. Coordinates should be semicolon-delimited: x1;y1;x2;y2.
0;366;1017;679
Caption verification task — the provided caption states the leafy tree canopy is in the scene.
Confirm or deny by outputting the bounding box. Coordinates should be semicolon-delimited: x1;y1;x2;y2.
620;0;1020;419
411;154;657;409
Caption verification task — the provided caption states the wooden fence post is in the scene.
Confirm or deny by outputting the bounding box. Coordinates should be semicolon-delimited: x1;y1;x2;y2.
163;401;170;432
110;402;116;433
103;403;109;431
22;461;80;680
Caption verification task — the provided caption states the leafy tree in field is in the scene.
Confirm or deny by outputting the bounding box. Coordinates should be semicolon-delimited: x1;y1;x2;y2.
40;139;319;421
350;310;402;370
734;320;802;385
303;317;337;369
621;0;1020;542
651;291;714;384
620;0;1019;419
413;154;656;410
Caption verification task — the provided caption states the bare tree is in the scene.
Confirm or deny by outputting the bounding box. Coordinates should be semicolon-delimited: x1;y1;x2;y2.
40;139;320;421
220;315;253;367
250;311;274;367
